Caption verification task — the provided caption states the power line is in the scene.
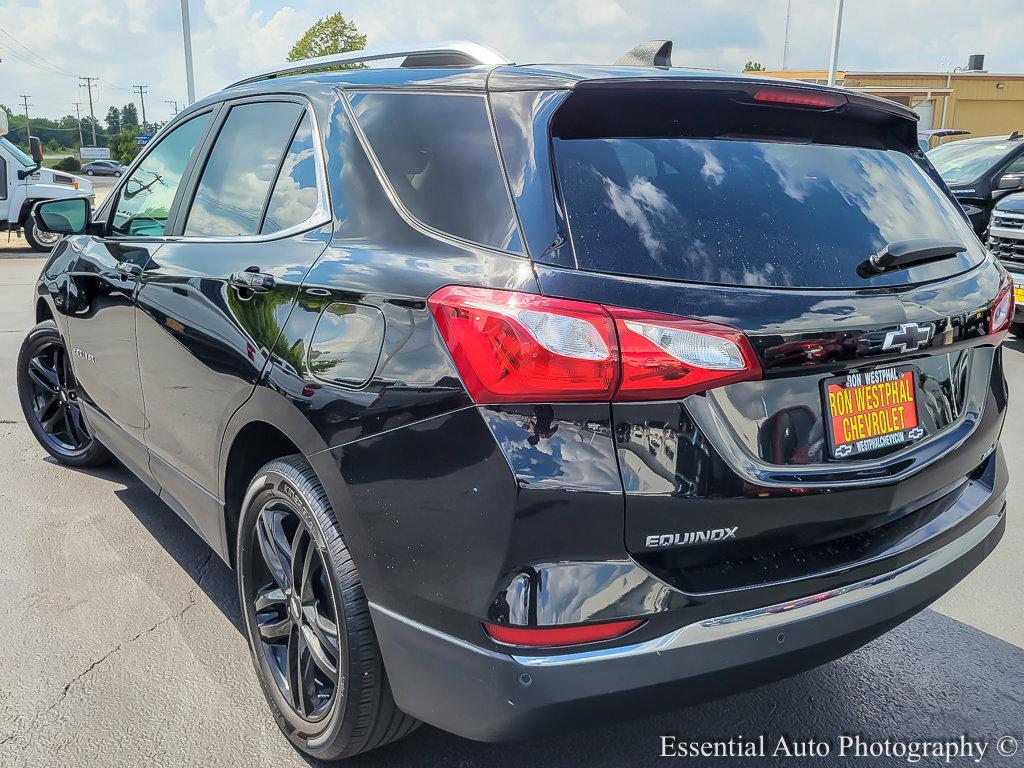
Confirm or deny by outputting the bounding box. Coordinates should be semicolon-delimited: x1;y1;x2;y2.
0;28;80;78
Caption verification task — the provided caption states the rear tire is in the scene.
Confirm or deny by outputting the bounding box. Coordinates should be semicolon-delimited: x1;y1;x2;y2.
237;455;418;760
17;320;112;467
1010;321;1024;337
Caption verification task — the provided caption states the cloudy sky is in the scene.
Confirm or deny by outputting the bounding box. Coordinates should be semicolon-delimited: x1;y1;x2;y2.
2;0;1022;123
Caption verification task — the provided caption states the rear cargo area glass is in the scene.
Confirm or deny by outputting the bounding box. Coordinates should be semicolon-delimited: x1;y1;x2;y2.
554;137;982;288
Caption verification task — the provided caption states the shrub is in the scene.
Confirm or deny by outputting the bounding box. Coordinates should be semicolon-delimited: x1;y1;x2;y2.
54;156;82;172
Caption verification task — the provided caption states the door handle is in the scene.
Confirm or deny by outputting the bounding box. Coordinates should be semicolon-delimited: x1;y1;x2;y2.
115;260;143;279
229;270;275;293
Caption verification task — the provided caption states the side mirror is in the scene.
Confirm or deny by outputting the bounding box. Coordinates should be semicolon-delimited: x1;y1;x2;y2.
32;198;91;236
29;136;43;165
997;174;1024;191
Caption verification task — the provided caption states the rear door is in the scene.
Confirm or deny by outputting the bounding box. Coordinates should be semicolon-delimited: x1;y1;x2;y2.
535;81;1008;593
134;96;331;546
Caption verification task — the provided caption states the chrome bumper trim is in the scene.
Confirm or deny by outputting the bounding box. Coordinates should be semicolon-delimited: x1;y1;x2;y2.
512;510;1002;667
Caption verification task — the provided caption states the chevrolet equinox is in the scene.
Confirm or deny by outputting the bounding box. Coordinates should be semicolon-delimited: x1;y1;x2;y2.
19;40;1010;761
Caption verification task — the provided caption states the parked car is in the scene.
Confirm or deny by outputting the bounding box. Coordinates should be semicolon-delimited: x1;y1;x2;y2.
21;40;1010;761
81;160;126;177
928;131;1024;236
985;191;1024;334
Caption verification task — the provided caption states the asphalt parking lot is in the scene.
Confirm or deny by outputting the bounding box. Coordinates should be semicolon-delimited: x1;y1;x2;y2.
0;250;1022;766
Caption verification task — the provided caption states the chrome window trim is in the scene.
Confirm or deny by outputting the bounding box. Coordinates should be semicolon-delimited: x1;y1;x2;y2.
341;88;528;259
175;100;332;243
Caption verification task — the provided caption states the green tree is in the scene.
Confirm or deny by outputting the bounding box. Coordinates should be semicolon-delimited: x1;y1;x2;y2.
104;105;121;133
121;103;140;130
108;130;141;165
744;61;766;72
287;12;366;65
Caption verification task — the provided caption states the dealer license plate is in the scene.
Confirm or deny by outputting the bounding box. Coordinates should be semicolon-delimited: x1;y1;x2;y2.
822;365;925;460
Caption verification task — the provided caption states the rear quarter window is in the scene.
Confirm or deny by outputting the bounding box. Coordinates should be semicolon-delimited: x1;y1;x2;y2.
554;137;985;289
347;92;523;253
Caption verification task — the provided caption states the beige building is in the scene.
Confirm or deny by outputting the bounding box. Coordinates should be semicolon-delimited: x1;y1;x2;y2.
756;69;1024;144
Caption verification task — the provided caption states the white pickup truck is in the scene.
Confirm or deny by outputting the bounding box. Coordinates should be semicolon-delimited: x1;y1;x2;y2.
0;110;93;251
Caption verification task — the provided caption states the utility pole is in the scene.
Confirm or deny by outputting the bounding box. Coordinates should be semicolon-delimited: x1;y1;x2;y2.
79;76;99;146
72;102;85;147
18;95;31;141
133;85;149;131
782;0;792;70
826;0;845;87
165;99;179;115
180;0;196;105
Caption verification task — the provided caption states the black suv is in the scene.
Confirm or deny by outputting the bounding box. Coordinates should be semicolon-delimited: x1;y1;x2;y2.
928;131;1024;236
20;41;1011;761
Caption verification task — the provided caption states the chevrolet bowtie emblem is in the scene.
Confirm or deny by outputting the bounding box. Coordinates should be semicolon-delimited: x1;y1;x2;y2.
882;322;932;353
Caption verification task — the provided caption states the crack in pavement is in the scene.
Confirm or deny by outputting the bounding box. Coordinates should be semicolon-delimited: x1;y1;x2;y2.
0;551;216;752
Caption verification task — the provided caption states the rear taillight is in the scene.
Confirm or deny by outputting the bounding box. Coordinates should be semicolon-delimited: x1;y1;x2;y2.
608;307;762;400
428;286;618;403
991;278;1014;335
483;618;644;648
428;286;761;403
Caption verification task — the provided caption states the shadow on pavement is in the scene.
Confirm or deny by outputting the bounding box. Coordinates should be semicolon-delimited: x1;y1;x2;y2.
65;460;1024;768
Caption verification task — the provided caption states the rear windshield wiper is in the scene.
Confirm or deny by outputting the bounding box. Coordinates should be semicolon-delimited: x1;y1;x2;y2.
858;239;966;278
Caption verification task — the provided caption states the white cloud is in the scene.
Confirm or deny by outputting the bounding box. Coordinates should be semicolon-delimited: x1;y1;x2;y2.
2;0;1024;125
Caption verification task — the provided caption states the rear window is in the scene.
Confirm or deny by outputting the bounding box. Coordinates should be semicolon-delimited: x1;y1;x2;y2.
554;137;984;289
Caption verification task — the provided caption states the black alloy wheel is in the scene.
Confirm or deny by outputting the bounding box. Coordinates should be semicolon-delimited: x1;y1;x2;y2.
250;498;341;722
238;456;418;760
17;321;111;467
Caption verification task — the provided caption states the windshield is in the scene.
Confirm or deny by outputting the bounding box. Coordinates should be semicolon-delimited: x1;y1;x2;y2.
554;137;984;289
0;137;34;167
928;139;1016;185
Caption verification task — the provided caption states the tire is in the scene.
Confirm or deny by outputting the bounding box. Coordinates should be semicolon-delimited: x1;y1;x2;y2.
237;455;418;760
1010;321;1024;337
17;320;112;467
86;169;94;175
114;171;122;177
23;217;62;252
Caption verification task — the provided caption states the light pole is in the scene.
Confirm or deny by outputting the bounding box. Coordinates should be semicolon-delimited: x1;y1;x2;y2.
826;0;845;87
180;0;196;105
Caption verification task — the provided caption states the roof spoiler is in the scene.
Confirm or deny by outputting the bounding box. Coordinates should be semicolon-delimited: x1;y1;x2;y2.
614;40;673;69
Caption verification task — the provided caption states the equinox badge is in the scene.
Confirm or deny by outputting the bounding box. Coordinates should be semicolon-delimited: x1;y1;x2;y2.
645;527;739;548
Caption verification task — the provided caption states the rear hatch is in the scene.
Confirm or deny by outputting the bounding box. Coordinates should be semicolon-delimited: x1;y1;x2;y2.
538;79;1009;592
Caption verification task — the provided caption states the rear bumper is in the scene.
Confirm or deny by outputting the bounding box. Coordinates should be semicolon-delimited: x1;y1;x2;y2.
371;505;1004;742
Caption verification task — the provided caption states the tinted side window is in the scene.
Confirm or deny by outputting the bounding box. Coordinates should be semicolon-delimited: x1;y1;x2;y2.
1005;153;1024;175
348;92;523;253
261;113;320;235
111;113;209;237
184;101;304;237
